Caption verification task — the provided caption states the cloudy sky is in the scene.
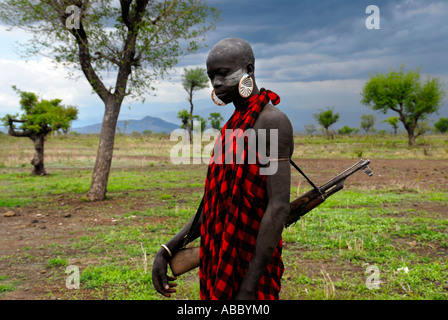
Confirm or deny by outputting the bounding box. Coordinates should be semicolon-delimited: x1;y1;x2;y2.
1;0;447;132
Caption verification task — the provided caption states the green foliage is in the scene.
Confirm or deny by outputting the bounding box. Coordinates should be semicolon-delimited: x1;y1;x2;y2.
313;107;340;139
181;67;209;141
0;1;220;100
313;107;340;129
434;118;448;133
181;67;209;93
0;276;16;294
193;115;207;133
177;109;191;130
338;126;358;135
208;112;224;131
382;116;399;134
47;257;68;267
1;87;78;135
361;65;446;145
361;65;445;118
360;114;376;134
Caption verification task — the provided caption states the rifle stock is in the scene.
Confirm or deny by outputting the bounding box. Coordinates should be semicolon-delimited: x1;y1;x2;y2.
169;159;373;276
169;247;200;276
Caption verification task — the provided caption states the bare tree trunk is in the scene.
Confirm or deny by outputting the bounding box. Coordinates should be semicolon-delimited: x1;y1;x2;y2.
399;115;416;147
87;98;122;201
408;127;416;146
70;1;141;201
325;127;331;139
30;134;46;176
188;88;194;143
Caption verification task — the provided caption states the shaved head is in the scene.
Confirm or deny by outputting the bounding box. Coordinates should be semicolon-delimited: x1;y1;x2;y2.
207;38;255;69
206;38;259;104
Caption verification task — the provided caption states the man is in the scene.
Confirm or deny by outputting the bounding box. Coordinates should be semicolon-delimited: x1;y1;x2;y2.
152;38;294;300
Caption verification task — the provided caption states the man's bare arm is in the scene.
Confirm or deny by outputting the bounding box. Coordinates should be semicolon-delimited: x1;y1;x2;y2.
152;201;203;297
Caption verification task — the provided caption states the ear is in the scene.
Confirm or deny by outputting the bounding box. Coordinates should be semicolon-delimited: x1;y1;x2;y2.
246;63;255;78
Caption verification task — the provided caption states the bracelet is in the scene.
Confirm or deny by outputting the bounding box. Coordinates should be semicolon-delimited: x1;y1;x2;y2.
161;244;172;257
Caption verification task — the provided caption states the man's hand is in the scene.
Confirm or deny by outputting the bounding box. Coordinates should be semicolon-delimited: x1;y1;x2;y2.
152;248;178;297
234;289;255;300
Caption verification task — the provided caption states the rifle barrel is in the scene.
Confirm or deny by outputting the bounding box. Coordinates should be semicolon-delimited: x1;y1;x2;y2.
320;159;371;191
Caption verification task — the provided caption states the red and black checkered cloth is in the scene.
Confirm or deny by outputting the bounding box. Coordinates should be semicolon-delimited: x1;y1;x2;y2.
199;89;284;300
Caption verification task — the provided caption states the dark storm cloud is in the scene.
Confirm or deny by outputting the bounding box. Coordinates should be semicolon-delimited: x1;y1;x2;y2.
187;0;448;130
201;0;448;81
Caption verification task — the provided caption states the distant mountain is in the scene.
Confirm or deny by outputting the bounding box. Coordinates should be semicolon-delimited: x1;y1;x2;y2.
73;115;179;134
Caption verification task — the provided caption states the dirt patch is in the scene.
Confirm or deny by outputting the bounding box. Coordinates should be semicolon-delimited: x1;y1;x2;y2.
290;158;448;190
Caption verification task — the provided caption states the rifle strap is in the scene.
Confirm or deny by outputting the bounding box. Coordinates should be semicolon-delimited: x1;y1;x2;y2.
290;159;318;190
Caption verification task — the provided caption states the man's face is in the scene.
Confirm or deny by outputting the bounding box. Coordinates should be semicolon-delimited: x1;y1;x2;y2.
206;51;246;105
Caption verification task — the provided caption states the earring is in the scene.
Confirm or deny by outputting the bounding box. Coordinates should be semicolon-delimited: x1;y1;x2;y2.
238;74;253;98
211;89;226;106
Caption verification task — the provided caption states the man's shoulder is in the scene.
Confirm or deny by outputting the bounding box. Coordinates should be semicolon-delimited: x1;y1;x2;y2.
255;103;292;131
255;103;294;157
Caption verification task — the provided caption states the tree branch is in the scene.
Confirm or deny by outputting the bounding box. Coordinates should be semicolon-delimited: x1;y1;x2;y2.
93;51;121;66
134;1;198;64
120;0;132;29
9;129;32;138
150;0;174;25
48;0;111;101
6;116;32;137
68;20;111;102
389;105;400;113
130;0;151;26
114;0;152;98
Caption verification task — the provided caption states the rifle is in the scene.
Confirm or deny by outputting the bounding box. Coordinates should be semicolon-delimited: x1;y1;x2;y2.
169;159;373;276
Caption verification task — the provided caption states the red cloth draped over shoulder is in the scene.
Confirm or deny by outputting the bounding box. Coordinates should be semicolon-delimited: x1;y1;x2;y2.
199;88;284;300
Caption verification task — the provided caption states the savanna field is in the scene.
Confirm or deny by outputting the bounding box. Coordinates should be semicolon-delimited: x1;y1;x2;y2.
0;132;447;300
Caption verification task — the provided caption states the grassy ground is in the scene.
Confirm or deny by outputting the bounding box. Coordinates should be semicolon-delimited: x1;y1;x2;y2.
0;132;447;300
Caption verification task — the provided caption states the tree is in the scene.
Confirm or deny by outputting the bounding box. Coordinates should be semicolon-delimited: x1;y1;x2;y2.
434;118;448;133
361;65;446;146
360;114;376;134
208;112;224;130
304;124;317;136
177;109;191;130
1;87;78;176
382;116;399;135
338;125;358;135
181;67;209;141
0;0;219;201
193;115;207;133
313;107;340;139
